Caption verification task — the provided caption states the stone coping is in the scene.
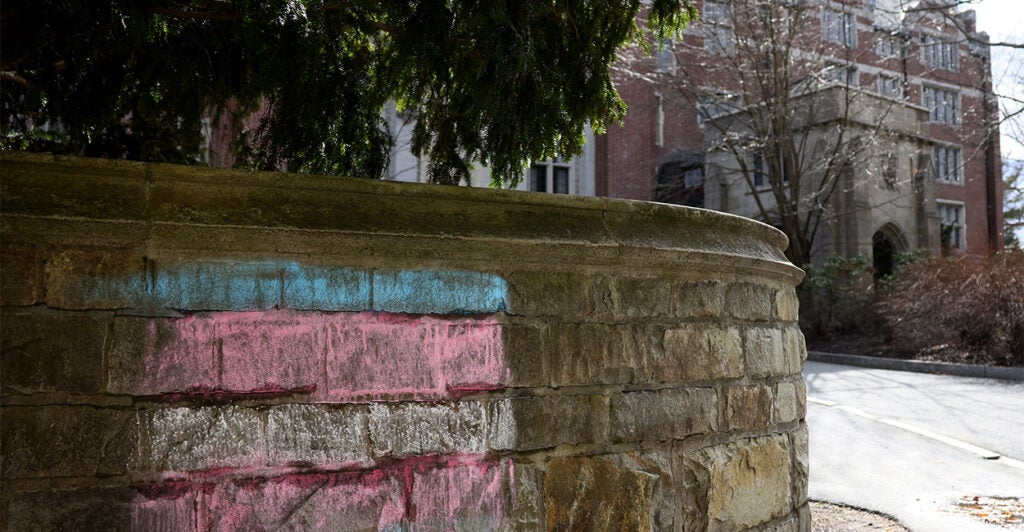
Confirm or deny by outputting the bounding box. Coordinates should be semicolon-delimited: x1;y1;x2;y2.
1;152;803;282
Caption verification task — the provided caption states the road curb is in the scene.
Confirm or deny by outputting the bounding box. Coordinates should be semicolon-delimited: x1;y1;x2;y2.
807;351;1024;381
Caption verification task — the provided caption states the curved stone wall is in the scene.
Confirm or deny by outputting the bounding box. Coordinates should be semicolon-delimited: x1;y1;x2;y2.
1;153;808;530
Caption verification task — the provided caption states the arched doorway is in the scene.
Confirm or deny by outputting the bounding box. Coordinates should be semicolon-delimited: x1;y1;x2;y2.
872;224;908;280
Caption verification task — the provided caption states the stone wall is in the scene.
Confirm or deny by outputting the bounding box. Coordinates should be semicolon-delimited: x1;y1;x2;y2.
0;153;808;530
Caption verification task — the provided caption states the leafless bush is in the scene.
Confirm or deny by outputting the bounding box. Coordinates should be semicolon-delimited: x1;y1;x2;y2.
878;250;1024;366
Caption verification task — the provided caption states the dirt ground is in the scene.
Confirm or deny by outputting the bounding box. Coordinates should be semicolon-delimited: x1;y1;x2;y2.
810;501;908;531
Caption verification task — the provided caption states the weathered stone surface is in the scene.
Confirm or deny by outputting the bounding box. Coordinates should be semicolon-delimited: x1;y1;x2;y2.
0;243;38;306
151;260;282;310
1;406;138;479
372;269;507;314
663;325;743;381
618;451;678;530
505;271;590;318
144;406;263;472
107;316;221;395
495;395;608;451
610;388;718;442
6;487;134;531
265;405;369;466
368;402;487;457
726;283;774;321
678;435;793;531
1;310;109;395
546;323;630;386
784;326;808;373
593;277;672;318
409;459;512;530
745;326;787;379
509;461;546;530
502;324;546;388
791;424;810;507
545;456;657;530
43;249;146;309
282;264;371;311
202;472;404;530
676;281;725;318
131;489;198;531
774;380;798;421
726;385;773;431
776;288;800;321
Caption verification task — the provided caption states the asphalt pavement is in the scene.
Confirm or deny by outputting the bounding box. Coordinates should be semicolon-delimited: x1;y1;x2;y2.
805;360;1024;531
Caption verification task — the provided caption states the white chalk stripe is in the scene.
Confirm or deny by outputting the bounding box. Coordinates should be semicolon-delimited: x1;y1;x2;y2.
809;395;1023;468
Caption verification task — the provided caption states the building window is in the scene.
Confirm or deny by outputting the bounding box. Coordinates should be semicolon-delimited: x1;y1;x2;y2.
923;86;959;124
697;89;742;127
937;201;965;250
932;145;961;184
876;73;902;98
752;149;789;188
823;62;858;86
655;39;677;75
529;159;571;194
921;33;958;71
876;34;900;57
823;8;856;47
702;1;735;55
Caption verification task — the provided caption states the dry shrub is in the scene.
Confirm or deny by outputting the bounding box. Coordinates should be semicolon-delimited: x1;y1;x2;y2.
878;250;1024;366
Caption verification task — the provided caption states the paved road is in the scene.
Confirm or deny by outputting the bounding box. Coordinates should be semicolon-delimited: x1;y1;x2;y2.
805;361;1024;531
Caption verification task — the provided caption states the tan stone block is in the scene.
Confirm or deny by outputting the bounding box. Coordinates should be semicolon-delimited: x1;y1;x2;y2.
495;395;608;451
593;277;672;319
745;326;787;378
545;456;657;530
611;388;719;442
664;325;743;381
791;424;810;506
726;385;772;431
675;281;725;318
774;381;800;424
43;249;146;309
505;271;590;318
679;435;792;531
784;327;808;373
776;288;800;321
726;283;774;321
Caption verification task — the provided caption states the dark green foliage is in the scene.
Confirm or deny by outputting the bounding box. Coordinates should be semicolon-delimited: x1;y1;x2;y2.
798;254;876;340
1;0;696;184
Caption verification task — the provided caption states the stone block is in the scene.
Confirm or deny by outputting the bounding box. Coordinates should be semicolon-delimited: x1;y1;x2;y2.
371;269;507;314
774;381;800;424
610;388;718;443
201;471;405;530
593;277;672;319
1;406;138;479
545;456;657;530
663;325;743;381
726;385;772;431
265;404;370;467
409;458;512;530
6;487;134;531
675;281;725;318
505;271;590;318
501;324;546;388
131;489;199;531
745;326;787;379
368;402;487;457
546;323;631;386
107;316;220;395
151;260;281;310
791;424;810;507
282;264;371;311
725;283;774;321
43;249;146;309
144;406;263;472
776;288;800;321
1;310;108;395
621;324;668;383
509;461;546;529
216;311;325;393
0;244;38;306
783;326;807;373
495;395;608;451
678;434;792;531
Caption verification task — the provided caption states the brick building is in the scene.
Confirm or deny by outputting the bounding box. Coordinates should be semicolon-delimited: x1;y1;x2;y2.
589;0;1003;264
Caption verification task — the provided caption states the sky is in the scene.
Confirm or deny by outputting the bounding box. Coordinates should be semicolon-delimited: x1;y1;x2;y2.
968;0;1024;161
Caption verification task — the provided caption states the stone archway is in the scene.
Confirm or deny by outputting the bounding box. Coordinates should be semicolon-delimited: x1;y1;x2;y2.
872;223;908;280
